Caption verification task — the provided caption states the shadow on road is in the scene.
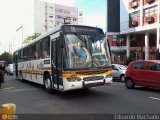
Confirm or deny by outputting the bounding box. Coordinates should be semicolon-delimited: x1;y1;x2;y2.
132;86;160;93
15;79;113;99
55;88;113;100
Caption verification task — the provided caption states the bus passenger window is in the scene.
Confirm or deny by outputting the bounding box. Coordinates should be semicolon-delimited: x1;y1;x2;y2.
35;42;42;59
42;38;50;58
42;50;49;58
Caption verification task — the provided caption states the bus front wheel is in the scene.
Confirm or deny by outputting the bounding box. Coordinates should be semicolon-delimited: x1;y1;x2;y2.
44;75;53;94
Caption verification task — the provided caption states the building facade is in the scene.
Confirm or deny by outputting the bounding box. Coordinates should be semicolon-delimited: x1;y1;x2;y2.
17;0;83;45
107;0;160;64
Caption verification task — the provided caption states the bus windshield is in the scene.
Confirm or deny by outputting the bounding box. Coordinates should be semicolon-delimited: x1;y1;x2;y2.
64;34;111;69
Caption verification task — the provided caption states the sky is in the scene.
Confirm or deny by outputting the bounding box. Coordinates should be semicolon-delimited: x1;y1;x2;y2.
0;0;106;54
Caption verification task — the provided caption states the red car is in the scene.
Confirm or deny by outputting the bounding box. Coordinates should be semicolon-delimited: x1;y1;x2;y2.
125;60;160;89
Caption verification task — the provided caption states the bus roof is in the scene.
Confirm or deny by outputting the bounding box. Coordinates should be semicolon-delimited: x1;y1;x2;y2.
14;25;104;54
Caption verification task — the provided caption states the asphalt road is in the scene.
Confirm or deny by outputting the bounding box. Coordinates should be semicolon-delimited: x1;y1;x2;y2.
0;75;160;114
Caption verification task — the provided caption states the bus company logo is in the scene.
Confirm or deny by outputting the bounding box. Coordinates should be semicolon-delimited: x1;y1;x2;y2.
1;114;8;120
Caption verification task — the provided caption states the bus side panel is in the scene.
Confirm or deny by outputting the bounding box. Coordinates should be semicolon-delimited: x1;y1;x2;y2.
18;59;51;85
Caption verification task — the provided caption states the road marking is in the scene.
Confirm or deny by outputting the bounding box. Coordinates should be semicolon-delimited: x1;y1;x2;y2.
149;97;160;101
0;87;14;91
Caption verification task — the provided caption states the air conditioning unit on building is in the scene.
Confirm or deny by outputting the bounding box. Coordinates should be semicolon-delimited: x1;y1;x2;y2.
146;16;154;23
147;0;154;4
131;21;138;26
131;1;138;8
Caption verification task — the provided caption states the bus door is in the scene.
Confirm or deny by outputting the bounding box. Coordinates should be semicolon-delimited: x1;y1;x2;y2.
14;53;19;78
51;37;63;90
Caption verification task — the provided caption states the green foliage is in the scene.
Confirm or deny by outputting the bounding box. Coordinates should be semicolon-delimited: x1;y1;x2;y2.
125;51;136;65
23;33;41;44
0;52;13;64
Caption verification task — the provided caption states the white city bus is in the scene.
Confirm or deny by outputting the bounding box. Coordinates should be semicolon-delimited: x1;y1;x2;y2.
13;25;112;93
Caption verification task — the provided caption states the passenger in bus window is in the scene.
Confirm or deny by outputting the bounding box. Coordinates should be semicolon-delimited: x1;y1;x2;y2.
34;52;39;59
42;50;49;58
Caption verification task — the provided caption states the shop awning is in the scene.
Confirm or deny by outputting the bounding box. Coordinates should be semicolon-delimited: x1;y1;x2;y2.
110;46;127;52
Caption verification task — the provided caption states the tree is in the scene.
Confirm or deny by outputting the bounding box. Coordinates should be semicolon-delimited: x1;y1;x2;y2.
23;33;41;44
0;52;13;64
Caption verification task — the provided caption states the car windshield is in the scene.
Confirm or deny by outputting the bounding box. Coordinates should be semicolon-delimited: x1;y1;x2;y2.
64;34;111;69
117;65;126;70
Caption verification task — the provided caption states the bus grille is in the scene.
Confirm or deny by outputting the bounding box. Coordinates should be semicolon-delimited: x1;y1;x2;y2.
83;76;104;81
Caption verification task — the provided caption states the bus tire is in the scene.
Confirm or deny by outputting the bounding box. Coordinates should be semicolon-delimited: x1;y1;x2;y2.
44;75;53;94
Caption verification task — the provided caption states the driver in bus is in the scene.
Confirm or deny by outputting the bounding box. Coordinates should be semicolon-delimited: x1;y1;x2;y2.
74;42;91;66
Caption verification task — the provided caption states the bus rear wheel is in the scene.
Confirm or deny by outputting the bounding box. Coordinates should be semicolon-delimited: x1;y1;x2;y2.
44;75;53;94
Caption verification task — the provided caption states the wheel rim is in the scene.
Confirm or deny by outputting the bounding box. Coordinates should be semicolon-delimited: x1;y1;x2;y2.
121;75;125;82
126;79;132;88
45;78;51;89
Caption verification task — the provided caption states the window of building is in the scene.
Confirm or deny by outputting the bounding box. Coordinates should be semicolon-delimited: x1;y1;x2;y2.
55;8;63;13
132;62;144;70
55;15;63;19
129;11;140;21
79;12;83;16
71;11;77;15
64;10;71;14
143;6;157;17
112;35;119;41
49;20;53;26
73;18;77;21
49;14;53;18
49;7;53;12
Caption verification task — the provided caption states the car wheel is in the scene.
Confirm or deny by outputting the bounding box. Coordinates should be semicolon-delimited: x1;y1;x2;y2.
125;78;135;89
44;75;53;94
120;74;125;82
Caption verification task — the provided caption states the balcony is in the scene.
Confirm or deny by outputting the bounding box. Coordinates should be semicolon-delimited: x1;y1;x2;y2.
131;21;138;27
131;1;138;8
143;0;157;5
146;16;154;23
146;0;154;4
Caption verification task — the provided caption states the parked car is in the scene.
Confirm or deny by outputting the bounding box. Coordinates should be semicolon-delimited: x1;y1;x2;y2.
125;60;160;89
112;64;127;82
5;64;13;75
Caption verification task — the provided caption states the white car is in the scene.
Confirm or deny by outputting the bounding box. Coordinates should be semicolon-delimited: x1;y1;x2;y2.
112;64;127;82
5;64;13;75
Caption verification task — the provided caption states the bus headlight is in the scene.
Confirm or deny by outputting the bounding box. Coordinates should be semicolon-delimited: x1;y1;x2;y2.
67;77;82;82
105;74;112;78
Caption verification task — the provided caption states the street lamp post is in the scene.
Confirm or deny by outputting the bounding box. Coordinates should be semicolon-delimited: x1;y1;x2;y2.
16;25;23;46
